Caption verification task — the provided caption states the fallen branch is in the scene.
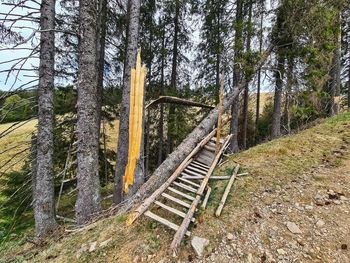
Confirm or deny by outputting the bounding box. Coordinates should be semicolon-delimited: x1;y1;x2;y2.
146;96;214;109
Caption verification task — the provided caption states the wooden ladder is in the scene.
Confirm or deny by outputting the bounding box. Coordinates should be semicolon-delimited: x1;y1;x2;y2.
127;130;232;254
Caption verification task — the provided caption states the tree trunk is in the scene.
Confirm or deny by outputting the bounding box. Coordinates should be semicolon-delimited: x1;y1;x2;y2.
158;23;166;166
167;0;180;155
75;0;101;224
34;0;57;237
271;50;284;139
113;0;141;204
111;46;273;215
230;0;243;153
255;0;264;143
241;0;253;149
283;57;293;134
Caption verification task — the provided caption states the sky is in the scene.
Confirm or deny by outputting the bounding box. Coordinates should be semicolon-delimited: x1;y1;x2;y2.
0;0;276;93
0;2;40;92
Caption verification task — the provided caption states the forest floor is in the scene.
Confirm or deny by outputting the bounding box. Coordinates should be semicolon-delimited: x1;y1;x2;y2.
2;112;350;262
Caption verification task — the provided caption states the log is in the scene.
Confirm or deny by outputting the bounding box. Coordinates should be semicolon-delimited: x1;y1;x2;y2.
215;165;240;217
146;96;215;109
111;46;273;216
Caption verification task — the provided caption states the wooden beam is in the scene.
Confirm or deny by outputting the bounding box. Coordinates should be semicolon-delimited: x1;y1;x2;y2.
168;187;195;201
215;165;240;217
146;96;215;109
154;201;195;222
201;187;211;209
144;211;191;236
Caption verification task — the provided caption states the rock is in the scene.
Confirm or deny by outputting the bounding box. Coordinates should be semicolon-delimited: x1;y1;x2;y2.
89;241;97;252
340;196;348;201
191;236;209;257
305;205;314;210
334;200;341;205
286;222;302;234
315;220;325;228
246;253;253;263
341;244;348;250
227;233;234;240
99;238;112;248
277;248;286;255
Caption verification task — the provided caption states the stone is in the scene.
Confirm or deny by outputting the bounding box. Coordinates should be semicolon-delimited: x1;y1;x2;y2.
340;196;348;201
305;205;314;210
315;220;325;228
99;238;112;248
227;233;234;240
334;200;341;205
286;222;302;234
277;248;286;255
191;236;210;257
89;241;97;252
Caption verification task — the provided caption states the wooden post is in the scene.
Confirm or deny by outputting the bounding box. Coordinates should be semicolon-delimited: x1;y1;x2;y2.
215;75;224;154
215;164;240;217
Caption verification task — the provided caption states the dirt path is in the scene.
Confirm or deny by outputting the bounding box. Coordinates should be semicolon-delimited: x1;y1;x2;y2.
194;155;350;262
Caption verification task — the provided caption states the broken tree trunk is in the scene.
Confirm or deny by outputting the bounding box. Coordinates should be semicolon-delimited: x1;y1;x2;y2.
146;96;215;109
111;46;273;215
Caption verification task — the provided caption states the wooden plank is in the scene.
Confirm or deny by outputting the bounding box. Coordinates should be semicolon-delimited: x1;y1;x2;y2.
192;160;210;169
184;168;205;177
196;155;213;166
171;134;233;253
215;165;240;217
210;137;224;144
161;193;191;208
204;145;216;152
200;149;215;158
172;182;197;194
154;201;195;222
188;162;209;171
127;129;216;225
182;176;231;180
185;166;207;175
168;187;195;201
144;211;191;237
201;187;211;209
177;177;200;188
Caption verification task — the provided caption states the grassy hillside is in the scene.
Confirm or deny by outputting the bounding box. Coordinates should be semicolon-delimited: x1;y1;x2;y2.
3;112;349;262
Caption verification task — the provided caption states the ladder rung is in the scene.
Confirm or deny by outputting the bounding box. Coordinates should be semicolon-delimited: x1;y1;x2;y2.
161;193;191;208
144;211;191;236
184;168;205;177
168;187;195;201
172;181;197;193
154;201;195;222
177;177;201;188
188;162;209;172
192;160;210;169
185;166;207;175
204;145;216;152
196;156;212;166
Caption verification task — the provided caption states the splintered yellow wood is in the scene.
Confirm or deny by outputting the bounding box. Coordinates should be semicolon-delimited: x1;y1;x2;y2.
123;50;147;193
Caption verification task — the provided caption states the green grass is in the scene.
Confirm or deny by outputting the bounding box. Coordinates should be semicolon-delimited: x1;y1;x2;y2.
2;112;350;262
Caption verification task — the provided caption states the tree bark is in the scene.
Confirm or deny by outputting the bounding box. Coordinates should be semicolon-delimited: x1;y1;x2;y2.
75;0;101;224
230;0;244;153
283;57;293;134
113;0;141;204
255;0;264;143
111;46;273;215
158;23;166;166
271;50;284;139
34;0;57;237
241;0;253;149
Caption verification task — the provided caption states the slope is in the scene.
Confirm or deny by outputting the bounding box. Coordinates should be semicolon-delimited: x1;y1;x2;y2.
3;112;350;262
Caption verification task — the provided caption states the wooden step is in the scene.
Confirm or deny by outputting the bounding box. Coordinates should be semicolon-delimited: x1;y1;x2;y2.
177;177;201;188
200;149;215;158
172;181;197;194
183;168;204;177
168;187;195;201
192;160;210;169
210;137;224;144
196;155;213;166
161;193;191;208
185;166;207;176
154;201;195;222
189;162;209;171
204;145;216;152
144;211;191;236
